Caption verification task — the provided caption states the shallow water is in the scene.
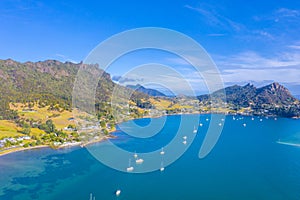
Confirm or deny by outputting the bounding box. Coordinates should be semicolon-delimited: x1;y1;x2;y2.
1;114;300;200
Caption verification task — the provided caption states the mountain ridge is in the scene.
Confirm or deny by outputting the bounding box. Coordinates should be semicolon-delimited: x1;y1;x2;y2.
126;84;166;97
1;58;300;118
198;82;300;117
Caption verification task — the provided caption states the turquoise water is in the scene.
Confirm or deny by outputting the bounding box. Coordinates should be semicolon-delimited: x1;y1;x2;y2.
1;114;300;199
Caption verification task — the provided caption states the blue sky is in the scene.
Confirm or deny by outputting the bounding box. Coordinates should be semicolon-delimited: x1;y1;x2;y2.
1;0;300;95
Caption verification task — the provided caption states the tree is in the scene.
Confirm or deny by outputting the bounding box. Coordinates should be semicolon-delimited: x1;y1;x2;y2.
100;120;106;128
21;123;31;135
46;119;55;133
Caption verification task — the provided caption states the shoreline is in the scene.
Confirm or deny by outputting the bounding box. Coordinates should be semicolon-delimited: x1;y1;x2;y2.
0;112;298;157
0;145;49;157
0;134;116;158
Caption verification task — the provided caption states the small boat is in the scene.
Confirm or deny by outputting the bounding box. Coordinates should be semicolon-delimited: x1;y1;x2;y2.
136;158;144;164
134;152;138;159
160;161;165;171
221;118;225;121
260;119;263;122
193;126;197;133
183;136;187;140
206;118;209;121
127;159;134;172
115;190;121;196
182;140;187;145
251;117;254;121
199;123;203;127
243;123;246;127
126;166;134;172
218;123;222;126
160;148;165;155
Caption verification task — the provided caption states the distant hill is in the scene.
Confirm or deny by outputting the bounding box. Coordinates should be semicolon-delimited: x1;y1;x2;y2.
198;82;300;117
1;58;299;119
0;59;148;119
198;82;297;106
126;84;166;97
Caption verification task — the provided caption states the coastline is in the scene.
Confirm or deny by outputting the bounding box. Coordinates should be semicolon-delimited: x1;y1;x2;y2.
0;145;49;157
1;112;298;157
0;133;116;158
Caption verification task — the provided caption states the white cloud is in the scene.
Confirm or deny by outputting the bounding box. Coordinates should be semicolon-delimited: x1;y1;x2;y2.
275;8;300;18
184;4;243;32
216;51;300;69
252;30;274;40
207;33;226;37
214;50;300;86
288;45;300;50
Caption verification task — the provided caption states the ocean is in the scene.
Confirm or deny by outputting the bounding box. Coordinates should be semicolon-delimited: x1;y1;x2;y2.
1;114;300;200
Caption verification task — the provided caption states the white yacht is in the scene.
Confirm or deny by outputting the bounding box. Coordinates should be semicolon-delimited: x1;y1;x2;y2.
126;166;134;172
193;126;197;133
126;159;134;172
115;190;121;196
136;158;144;164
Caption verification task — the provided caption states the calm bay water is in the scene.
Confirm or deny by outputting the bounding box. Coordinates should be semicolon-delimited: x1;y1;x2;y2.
1;114;300;200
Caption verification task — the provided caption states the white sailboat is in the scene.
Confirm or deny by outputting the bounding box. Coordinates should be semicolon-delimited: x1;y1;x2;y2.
136;158;144;164
193;126;197;133
126;159;134;172
160;148;165;155
115;189;121;196
160;161;165;171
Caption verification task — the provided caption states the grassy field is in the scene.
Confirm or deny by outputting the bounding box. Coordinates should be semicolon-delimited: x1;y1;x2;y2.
51;111;74;129
0;103;77;140
150;98;172;109
0;120;22;139
10;103;75;130
149;98;194;111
